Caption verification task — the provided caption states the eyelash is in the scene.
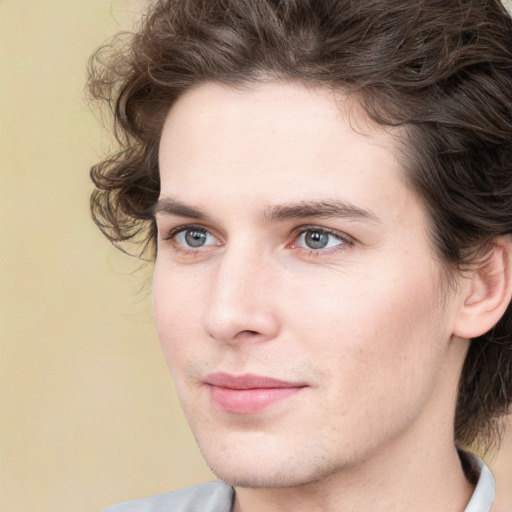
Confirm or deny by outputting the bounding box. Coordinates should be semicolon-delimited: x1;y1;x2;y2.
161;224;216;255
159;224;352;256
289;225;352;255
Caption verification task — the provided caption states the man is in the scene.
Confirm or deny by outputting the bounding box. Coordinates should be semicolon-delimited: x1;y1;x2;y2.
89;0;512;510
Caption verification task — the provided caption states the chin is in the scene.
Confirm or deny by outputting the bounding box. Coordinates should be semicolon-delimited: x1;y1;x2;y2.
198;441;345;489
209;464;325;489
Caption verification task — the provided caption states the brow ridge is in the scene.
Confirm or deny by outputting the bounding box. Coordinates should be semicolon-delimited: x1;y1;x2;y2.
262;199;380;223
153;197;379;224
153;197;206;219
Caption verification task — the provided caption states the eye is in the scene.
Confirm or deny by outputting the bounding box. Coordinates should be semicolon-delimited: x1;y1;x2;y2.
173;227;219;248
294;229;345;251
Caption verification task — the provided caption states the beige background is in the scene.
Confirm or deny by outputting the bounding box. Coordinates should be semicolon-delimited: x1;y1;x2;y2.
0;1;510;511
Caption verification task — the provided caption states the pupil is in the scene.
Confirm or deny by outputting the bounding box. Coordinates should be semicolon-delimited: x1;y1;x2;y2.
185;229;207;247
305;231;328;249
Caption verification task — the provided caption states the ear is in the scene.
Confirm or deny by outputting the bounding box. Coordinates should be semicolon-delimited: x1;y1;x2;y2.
453;235;512;339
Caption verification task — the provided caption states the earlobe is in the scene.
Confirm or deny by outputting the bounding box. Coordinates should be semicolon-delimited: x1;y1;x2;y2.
453;235;512;340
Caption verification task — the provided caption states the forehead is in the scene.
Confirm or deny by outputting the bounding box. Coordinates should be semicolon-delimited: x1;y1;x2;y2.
160;81;400;162
157;81;421;241
158;81;410;209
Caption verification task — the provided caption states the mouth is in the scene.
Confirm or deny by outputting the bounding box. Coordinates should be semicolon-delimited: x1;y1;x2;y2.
204;373;307;414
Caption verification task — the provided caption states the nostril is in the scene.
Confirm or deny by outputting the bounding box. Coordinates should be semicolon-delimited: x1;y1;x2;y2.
239;330;260;336
231;329;264;341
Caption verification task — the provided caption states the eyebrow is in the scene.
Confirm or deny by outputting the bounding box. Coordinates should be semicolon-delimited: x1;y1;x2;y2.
262;199;380;224
153;197;380;224
153;197;207;219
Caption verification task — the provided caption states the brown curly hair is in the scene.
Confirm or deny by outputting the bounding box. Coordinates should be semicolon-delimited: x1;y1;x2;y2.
88;0;512;450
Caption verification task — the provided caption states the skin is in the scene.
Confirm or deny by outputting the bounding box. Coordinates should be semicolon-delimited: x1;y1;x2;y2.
153;81;475;511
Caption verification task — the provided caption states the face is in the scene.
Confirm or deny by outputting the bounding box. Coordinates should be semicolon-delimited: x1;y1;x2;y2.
153;82;464;489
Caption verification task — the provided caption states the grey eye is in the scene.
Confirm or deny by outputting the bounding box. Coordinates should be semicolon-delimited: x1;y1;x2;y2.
296;229;343;250
172;226;220;251
304;231;329;249
185;229;207;247
176;228;210;247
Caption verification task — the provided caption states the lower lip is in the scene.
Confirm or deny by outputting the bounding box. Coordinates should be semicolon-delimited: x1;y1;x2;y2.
209;386;303;414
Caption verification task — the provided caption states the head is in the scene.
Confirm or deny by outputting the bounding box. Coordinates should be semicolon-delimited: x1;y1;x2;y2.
88;0;512;473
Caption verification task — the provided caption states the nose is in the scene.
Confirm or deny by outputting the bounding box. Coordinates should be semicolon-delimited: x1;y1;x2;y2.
203;248;281;345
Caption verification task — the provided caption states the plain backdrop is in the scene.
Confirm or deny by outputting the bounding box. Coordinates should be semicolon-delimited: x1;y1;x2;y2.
0;1;510;511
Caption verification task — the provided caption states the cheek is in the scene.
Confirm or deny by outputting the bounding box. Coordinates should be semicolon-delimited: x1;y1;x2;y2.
286;265;448;397
152;262;207;373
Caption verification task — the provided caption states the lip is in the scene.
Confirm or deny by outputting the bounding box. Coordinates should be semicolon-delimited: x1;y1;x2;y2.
205;373;307;414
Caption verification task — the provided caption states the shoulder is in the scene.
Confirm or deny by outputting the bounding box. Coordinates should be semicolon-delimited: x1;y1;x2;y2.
102;481;234;512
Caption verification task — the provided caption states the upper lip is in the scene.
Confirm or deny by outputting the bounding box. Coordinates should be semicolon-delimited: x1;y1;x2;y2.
205;372;306;390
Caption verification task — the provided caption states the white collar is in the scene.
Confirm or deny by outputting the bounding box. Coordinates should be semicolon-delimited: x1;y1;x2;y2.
462;452;496;512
